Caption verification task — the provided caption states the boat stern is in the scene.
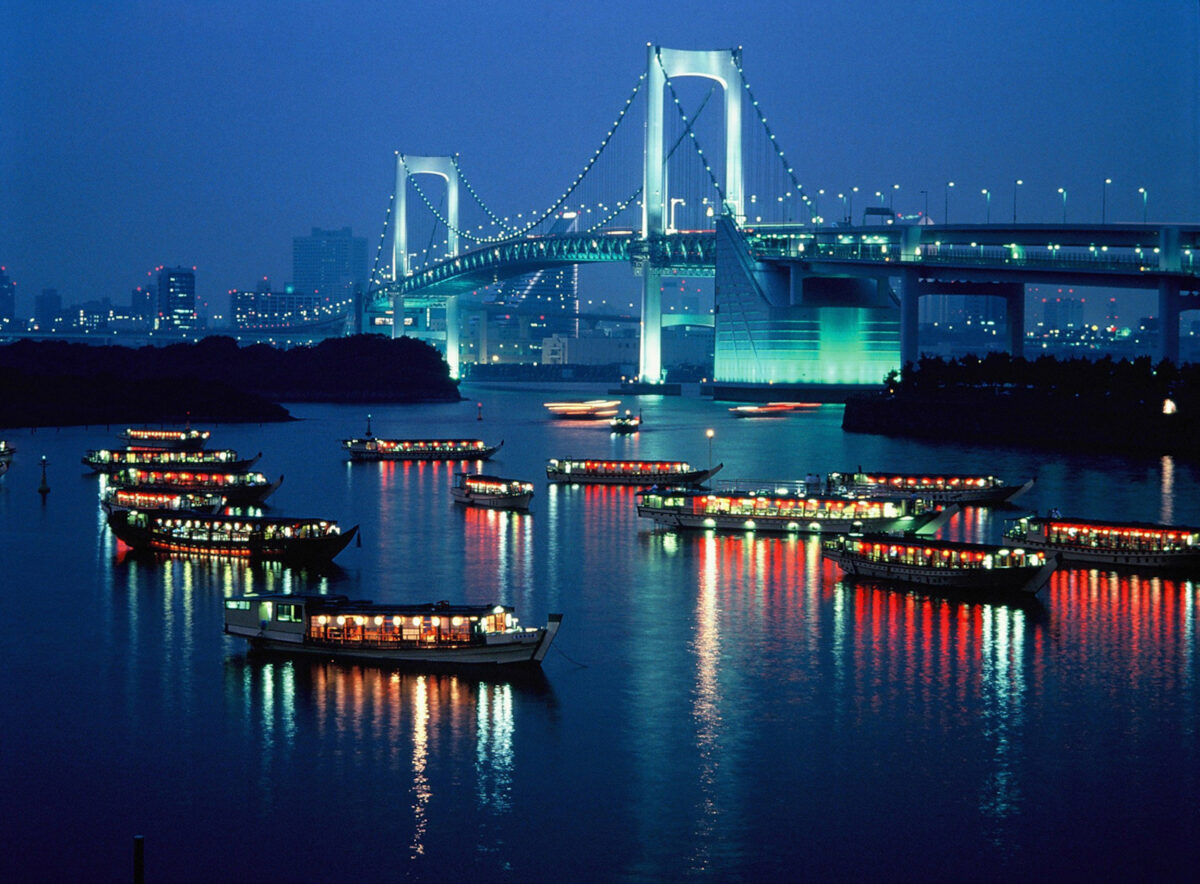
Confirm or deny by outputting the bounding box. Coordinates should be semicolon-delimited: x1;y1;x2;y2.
532;613;563;663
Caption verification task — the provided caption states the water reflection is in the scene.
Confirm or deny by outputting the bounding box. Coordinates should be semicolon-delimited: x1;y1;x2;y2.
224;655;556;859
461;506;534;608
1161;456;1175;524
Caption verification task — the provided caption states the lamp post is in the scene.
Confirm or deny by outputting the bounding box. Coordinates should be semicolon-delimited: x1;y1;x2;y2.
1102;177;1112;224
981;189;991;223
1058;187;1067;223
944;181;955;224
921;189;929;221
816;189;824;226
891;184;900;214
838;192;846;224
1013;179;1023;223
850;187;858;225
706;428;714;470
1139;187;1148;223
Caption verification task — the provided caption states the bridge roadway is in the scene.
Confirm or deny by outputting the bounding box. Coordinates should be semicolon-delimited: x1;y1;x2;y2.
384;220;1200;366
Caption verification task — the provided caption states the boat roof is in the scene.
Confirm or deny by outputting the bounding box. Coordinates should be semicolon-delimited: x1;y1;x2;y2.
1016;514;1200;533
230;594;513;616
834;533;1036;553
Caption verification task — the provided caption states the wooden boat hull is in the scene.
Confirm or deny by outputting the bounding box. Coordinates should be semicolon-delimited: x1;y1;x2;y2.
343;440;502;462
824;548;1057;596
547;462;722;487
83;451;261;474
636;505;950;535
1004;538;1200;572
108;511;356;563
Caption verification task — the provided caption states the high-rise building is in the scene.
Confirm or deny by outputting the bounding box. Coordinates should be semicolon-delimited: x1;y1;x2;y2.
130;285;154;320
292;227;367;301
1042;297;1084;331
157;266;197;330
0;266;15;324
35;288;62;329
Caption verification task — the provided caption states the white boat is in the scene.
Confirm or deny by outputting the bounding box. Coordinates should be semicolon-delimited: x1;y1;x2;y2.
225;596;562;667
450;473;534;510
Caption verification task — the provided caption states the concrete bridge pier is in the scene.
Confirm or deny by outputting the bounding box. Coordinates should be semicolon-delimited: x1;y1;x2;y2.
640;268;664;383
445;296;460;379
899;269;921;368
1158;278;1181;364
1002;283;1025;358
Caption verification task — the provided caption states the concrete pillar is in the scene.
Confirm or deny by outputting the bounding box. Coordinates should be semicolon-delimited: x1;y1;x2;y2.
1005;284;1025;358
900;225;921;261
900;269;921;367
391;154;461;340
1159;226;1182;272
445;296;460;379
1158;278;1181;364
640;269;663;382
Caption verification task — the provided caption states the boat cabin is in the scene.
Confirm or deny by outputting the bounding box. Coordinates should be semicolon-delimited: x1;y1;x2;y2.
825;535;1048;570
1008;515;1200;552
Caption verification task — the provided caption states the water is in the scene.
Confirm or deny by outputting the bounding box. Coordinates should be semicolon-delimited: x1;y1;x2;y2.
1;386;1197;881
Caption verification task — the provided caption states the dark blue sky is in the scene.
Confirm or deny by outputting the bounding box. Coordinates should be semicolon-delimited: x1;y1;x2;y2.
3;0;1197;319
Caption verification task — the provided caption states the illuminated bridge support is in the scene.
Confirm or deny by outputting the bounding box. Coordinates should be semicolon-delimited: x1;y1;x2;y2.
641;45;745;383
900;269;921;368
1159;279;1181;364
392;154;461;378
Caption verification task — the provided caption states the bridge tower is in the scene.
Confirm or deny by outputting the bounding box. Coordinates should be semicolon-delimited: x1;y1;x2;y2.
392;154;462;378
640;45;745;383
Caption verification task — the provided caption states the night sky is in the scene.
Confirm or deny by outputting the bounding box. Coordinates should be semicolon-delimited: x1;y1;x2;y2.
3;0;1196;321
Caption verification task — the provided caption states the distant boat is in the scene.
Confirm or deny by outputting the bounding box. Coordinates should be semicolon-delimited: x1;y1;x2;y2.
118;427;210;450
822;534;1057;597
0;440;12;477
547;458;722;487
83;448;260;474
108;509;356;564
728;402;819;418
224;596;562;667
341;414;502;462
450;472;534;510
544;399;620;419
609;410;642;433
824;470;1034;506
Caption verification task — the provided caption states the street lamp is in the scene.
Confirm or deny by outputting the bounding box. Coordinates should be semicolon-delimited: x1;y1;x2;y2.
920;189;929;220
838;193;846;224
850;187;858;224
816;189;824;226
1013;179;1023;223
981;189;991;223
891;184;900;213
706;428;714;470
1139;187;1148;223
1058;187;1067;223
1102;177;1112;224
944;181;955;224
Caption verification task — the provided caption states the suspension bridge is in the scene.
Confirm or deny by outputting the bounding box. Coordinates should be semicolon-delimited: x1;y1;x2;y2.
365;45;1200;386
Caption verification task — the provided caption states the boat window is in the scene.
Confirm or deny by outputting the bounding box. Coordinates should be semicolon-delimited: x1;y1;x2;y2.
225;600;251;610
277;604;302;622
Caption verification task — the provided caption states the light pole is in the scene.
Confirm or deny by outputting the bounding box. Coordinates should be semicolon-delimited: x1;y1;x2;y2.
850;187;858;224
891;184;900;214
921;189;929;221
981;189;991;223
1058;187;1067;223
1102;177;1112;224
838;192;846;224
706;428;714;470
1013;179;1023;223
816;189;824;226
944;181;955;224
1139;186;1148;223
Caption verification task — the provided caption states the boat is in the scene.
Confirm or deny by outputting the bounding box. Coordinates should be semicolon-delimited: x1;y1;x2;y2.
107;467;283;505
108;509;357;563
340;416;502;462
543;399;621;419
0;440;12;477
118;427;210;450
1003;513;1200;571
546;458;723;486
824;470;1034;506
728;401;819;418
636;480;954;535
82;448;261;474
224;596;562;667
822;534;1058;597
450;472;534;510
100;486;226;514
609;410;642;433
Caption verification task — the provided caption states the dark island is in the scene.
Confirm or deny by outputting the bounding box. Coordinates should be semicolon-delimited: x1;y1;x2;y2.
0;335;460;428
843;353;1200;458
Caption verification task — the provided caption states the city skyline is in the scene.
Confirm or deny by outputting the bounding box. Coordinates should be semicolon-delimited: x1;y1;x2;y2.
4;1;1198;321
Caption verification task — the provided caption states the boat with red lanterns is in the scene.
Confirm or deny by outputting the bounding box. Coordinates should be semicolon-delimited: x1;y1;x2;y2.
83;448;260;474
100;486;226;514
451;473;534;510
107;467;282;505
822;534;1058;597
1004;513;1200;571
224;596;562;666
546;458;722;486
824;469;1033;506
118;427;210;450
108;509;356;563
636;479;953;535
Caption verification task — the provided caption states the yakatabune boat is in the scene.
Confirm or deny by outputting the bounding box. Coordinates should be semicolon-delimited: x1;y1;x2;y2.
107;467;283;505
100;486;226;514
636;481;953;535
342;437;502;462
108;509;356;563
544;399;620;419
822;534;1058;596
546;458;723;486
83;448;260;474
224;596;562;666
118;427;210;450
451;473;534;510
1004;514;1200;571
824;470;1034;505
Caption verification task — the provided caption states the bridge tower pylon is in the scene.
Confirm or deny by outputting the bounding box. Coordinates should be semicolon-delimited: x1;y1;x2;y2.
640;45;745;383
392;153;462;378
